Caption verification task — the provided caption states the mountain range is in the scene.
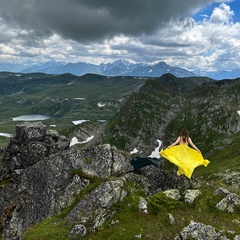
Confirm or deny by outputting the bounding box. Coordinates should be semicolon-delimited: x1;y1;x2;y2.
1;72;240;239
1;59;240;80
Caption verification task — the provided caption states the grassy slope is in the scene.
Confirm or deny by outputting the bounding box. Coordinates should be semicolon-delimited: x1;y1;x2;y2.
22;176;240;240
0;73;147;146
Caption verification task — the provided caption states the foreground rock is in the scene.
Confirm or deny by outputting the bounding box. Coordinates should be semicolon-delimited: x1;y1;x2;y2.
66;180;126;238
175;221;220;240
0;122;133;239
0;122;203;239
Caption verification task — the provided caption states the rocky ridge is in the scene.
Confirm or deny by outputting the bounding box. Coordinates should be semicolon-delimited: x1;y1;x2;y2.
0;122;201;239
0;122;239;239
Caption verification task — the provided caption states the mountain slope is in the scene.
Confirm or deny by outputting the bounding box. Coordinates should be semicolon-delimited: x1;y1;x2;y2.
101;75;240;162
101;74;216;154
0;72;147;145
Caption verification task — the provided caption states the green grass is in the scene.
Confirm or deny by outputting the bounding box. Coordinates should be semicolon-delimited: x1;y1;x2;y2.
22;217;70;240
22;179;240;240
85;182;240;240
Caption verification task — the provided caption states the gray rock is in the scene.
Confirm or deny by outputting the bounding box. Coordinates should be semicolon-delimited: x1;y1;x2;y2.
130;165;199;196
169;213;175;224
214;187;231;195
214;188;240;213
72;144;133;179
69;224;87;238
0;122;133;239
163;189;181;201
216;193;240;213
177;220;219;240
66;180;126;231
184;189;201;204
138;197;148;214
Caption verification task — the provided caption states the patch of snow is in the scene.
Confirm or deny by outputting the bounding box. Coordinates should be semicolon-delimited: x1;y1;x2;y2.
149;69;153;73
70;135;94;146
98;103;105;107
130;148;139;154
238;110;240;115
74;98;85;100
50;125;56;127
72;120;89;125
0;132;13;138
148;140;162;159
98;120;107;123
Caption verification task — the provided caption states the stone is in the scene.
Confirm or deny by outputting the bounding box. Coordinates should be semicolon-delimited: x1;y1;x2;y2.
65;180;126;231
69;224;87;237
0;122;133;239
138;197;148;214
214;187;231;195
135;165;198;196
163;189;181;201
169;213;175;224
184;189;201;204
177;220;219;240
216;193;240;213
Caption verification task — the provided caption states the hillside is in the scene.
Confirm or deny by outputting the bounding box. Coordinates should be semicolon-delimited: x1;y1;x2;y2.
101;74;218;154
0;72;148;146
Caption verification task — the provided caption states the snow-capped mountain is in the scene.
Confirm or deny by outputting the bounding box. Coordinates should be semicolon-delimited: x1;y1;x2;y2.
0;59;239;79
20;59;196;78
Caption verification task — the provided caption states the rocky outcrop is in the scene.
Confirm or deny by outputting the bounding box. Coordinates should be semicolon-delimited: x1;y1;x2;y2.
175;221;220;240
0;122;133;239
66;179;126;238
214;187;240;213
125;165;200;196
1;122;233;240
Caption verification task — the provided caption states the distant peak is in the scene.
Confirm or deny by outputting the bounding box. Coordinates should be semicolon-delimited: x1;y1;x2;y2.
112;59;131;66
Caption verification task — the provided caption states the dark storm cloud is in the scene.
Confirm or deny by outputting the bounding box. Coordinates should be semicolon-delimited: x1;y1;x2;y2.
0;0;222;43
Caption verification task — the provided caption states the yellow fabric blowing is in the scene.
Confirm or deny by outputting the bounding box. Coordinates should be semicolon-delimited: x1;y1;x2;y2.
160;144;210;179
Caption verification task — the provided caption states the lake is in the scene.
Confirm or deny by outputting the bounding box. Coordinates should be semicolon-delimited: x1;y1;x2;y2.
12;114;51;121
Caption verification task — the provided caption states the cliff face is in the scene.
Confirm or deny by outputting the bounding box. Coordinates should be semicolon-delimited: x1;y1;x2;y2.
0;122;193;239
0;122;133;239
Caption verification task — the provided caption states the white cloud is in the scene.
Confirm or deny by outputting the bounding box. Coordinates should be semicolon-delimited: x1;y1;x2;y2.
0;2;239;72
210;3;234;24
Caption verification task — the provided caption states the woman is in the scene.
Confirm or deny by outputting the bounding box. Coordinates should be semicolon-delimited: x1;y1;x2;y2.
160;128;209;179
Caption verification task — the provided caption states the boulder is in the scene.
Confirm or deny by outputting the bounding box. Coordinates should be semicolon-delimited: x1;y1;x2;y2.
126;165;200;196
176;221;219;240
163;189;181;201
184;189;201;204
138;197;148;214
65;180;127;231
214;188;240;213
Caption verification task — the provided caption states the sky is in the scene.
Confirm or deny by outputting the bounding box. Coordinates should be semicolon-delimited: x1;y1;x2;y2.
0;0;240;72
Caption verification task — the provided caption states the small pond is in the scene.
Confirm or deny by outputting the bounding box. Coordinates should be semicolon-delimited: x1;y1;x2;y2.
12;114;51;121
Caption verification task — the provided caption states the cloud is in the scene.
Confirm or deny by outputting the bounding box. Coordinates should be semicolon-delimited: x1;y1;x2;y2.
0;0;231;43
210;3;234;23
0;0;239;72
